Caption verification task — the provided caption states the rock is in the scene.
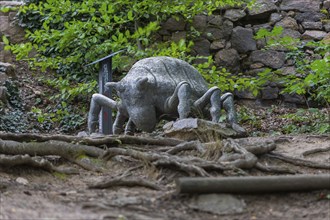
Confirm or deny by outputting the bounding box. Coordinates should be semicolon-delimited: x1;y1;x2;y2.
250;62;264;69
171;31;186;42
279;66;296;75
214;48;240;73
188;194;246;215
0;62;15;77
231;26;257;53
235;89;258;99
205;20;233;40
322;33;330;44
247;0;278;18
252;23;272;34
0;14;25;44
322;21;330;32
0;86;7;102
261;86;279;99
192;14;207;31
16;177;29;185
281;29;301;39
0;72;8;85
163;118;244;141
301;21;323;30
295;12;326;23
224;9;246;21
324;0;330;9
0;43;12;63
210;39;226;50
0;16;10;32
269;13;283;24
280;0;320;12
302;30;327;40
0;1;24;7
192;38;210;56
162;17;186;31
250;50;286;69
208;15;223;27
275;16;299;30
282;93;305;104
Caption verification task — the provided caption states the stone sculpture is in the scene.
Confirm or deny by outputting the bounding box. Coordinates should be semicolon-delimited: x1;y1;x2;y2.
88;56;245;134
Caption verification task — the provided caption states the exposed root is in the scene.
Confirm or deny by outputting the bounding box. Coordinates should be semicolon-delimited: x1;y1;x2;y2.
166;141;205;154
153;159;210;177
255;162;297;174
88;176;162;190
219;139;258;169
0;133;182;146
0;139;104;171
0;154;79;174
267;152;330;169
103;147;211;176
302;147;330;157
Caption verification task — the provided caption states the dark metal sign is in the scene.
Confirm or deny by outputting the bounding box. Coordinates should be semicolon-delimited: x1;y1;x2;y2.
86;49;125;134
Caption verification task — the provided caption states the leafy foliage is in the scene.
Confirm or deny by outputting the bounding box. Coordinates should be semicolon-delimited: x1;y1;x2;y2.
237;105;330;136
0;81;28;132
255;27;330;105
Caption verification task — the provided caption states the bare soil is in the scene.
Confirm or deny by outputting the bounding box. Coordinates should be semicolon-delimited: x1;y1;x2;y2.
1;134;329;220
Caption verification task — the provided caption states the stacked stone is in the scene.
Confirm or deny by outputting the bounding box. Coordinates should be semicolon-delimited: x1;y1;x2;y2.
0;1;25;63
0;62;15;103
158;0;329;106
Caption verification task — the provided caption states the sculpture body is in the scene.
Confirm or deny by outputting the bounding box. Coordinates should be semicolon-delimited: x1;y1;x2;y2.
88;56;243;134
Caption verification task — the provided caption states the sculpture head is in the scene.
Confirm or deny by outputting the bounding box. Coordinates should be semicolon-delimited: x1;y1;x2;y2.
106;77;156;132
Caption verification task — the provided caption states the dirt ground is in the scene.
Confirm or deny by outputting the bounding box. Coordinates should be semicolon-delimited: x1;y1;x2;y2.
0;134;329;220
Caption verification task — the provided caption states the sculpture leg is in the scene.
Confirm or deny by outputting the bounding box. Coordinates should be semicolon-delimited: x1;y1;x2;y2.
165;81;191;119
221;93;237;125
124;118;136;135
221;93;246;133
193;86;221;122
88;94;117;134
113;111;127;134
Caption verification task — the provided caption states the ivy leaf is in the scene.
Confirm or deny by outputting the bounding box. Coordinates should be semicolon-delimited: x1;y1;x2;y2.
128;10;134;21
2;35;9;45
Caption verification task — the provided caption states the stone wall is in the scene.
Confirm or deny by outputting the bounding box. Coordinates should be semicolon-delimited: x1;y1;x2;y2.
0;1;24;63
159;0;330;106
0;0;329;106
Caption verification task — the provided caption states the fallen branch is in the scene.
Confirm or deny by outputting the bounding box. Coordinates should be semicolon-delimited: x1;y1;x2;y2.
176;174;330;194
267;152;330;169
0;154;79;174
88;176;162;190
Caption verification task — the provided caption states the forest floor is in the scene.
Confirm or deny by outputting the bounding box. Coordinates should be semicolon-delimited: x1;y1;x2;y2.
0;134;329;220
0;59;330;220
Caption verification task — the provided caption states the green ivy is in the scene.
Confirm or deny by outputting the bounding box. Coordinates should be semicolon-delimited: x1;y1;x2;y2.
255;27;330;105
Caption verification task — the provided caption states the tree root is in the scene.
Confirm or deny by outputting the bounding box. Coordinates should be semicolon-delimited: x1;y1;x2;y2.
0;132;183;146
219;139;258;169
103;147;212;176
166;141;205;154
88;176;162;190
302;147;330;157
267;152;330;169
255;162;297;174
0;139;105;171
0;154;79;174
